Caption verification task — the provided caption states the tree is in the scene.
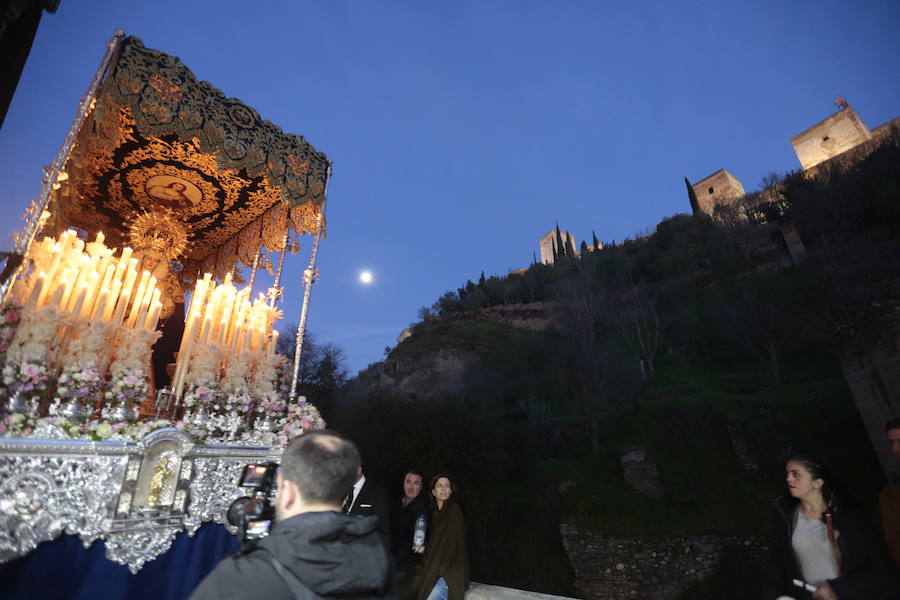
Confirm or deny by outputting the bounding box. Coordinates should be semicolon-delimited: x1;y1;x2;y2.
553;273;638;454
591;230;601;251
555;223;566;260
620;284;660;379
276;326;349;419
580;240;588;254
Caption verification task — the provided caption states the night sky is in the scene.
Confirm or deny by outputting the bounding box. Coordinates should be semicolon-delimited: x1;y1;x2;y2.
1;1;898;373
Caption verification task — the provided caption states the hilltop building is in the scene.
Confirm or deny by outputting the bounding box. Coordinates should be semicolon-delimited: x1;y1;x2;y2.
539;228;579;264
791;103;873;170
790;101;900;171
689;169;746;217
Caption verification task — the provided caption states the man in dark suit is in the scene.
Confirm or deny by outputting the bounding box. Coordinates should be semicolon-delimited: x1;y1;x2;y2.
390;469;429;578
344;466;391;548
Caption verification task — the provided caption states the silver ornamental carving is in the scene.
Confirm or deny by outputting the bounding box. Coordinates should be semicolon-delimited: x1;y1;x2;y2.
0;429;280;573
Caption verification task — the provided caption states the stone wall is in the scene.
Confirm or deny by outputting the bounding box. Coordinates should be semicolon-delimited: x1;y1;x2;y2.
559;523;768;600
790;106;872;170
477;301;555;331
691;169;746;217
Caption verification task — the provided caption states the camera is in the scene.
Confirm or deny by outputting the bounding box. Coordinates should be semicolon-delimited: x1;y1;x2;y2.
227;462;279;542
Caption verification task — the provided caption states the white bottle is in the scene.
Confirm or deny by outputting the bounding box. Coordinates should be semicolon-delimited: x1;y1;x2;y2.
413;514;427;546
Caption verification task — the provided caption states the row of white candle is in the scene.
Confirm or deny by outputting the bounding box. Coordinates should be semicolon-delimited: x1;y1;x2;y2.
172;272;280;398
25;229;162;331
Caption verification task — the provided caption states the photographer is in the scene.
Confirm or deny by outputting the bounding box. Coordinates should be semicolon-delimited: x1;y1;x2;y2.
190;430;393;600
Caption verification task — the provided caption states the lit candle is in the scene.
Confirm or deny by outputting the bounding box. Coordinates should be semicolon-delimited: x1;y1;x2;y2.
91;288;110;322
133;296;151;330
66;256;92;312
58;269;77;309
126;283;146;328
173;275;211;398
99;263;115;296
121;259;139;301
217;316;229;345
69;282;89;319
49;277;70;308
134;270;151;303
269;330;279;355
104;279;122;321
45;243;63;282
111;289;130;326
81;270;101;318
144;298;162;331
198;314;213;344
95;231;105;246
27;271;47;308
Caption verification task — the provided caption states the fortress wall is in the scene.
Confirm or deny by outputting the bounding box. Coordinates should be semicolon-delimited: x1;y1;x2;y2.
791;107;872;170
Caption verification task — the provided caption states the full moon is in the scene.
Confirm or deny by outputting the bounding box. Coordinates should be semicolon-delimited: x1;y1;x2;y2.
359;270;373;284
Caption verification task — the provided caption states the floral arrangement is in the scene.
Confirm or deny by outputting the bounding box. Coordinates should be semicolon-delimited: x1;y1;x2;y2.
183;383;215;409
55;321;112;402
223;389;253;414
57;364;103;400
182;343;220;409
276;398;326;446
250;353;286;420
0;300;22;355
107;327;160;407
107;367;148;406
2;304;66;393
2;358;49;393
220;349;253;396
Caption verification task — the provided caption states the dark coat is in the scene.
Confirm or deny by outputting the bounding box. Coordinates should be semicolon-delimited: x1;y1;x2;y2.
761;495;899;600
189;511;393;600
391;493;430;572
350;477;392;547
398;499;469;600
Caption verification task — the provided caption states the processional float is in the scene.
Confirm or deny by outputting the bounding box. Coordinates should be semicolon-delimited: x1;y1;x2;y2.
0;32;329;571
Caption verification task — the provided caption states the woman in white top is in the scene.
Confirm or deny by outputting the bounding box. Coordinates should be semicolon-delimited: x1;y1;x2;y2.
761;455;898;600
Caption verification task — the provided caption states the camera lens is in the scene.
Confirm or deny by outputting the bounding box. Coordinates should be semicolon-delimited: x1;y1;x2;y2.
227;497;267;527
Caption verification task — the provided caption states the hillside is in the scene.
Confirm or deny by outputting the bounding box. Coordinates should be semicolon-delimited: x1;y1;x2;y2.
330;129;900;597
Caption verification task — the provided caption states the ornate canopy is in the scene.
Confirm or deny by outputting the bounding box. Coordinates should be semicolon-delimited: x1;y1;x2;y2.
46;36;330;280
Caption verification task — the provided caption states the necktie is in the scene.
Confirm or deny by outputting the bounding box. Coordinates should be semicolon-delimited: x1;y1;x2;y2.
342;491;353;514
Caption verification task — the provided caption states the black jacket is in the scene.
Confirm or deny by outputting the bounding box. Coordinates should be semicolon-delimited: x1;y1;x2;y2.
189;511;393;600
390;493;430;572
349;478;391;548
761;495;899;600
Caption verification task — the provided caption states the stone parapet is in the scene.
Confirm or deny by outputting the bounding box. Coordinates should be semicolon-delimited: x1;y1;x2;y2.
559;522;768;600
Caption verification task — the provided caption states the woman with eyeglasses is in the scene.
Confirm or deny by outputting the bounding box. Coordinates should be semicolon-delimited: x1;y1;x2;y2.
399;473;469;600
762;455;898;599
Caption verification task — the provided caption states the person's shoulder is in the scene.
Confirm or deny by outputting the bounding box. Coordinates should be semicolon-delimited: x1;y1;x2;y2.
189;549;286;600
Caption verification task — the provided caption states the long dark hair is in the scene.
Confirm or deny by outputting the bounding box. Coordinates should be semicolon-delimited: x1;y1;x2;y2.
429;472;455;512
788;454;835;505
787;454;845;573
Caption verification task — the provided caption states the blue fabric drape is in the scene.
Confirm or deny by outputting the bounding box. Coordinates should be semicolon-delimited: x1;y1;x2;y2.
0;522;239;600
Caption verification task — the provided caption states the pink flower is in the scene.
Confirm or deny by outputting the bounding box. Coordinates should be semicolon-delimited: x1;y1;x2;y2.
21;363;40;378
123;375;139;386
300;417;312;429
5;311;19;324
0;422;6;434
0;343;9;352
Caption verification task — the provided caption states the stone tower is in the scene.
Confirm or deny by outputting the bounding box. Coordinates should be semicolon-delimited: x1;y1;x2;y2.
539;228;578;264
690;169;746;216
790;104;873;170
